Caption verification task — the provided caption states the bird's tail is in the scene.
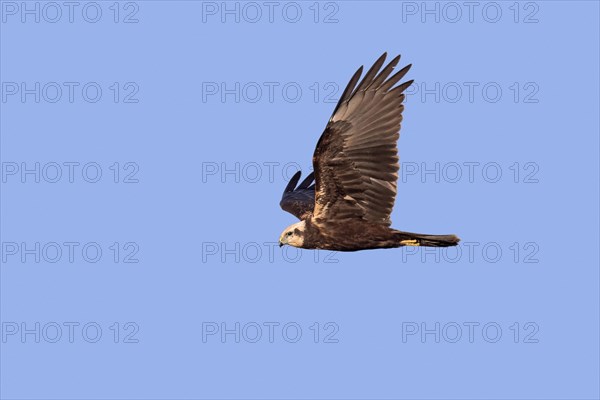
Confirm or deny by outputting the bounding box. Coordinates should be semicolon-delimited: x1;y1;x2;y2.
395;231;460;247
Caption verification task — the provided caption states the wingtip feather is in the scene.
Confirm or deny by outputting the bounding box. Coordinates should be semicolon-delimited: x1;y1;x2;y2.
283;171;302;193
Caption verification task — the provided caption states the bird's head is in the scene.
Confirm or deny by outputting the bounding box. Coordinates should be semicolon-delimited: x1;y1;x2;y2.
279;221;306;248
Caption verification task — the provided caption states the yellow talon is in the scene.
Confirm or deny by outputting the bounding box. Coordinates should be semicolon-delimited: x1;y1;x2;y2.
400;239;420;246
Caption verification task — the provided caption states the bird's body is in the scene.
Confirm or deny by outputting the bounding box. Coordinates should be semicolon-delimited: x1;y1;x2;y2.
278;53;460;251
285;219;456;251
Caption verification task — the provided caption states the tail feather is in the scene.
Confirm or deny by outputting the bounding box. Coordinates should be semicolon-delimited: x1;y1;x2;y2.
397;232;460;247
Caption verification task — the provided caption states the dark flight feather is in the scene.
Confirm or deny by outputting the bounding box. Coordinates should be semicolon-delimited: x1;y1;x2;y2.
280;171;315;220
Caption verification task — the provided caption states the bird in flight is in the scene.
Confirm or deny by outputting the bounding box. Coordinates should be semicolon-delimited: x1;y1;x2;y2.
278;53;460;251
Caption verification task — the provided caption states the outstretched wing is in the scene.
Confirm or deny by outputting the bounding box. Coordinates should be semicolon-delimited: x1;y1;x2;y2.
312;53;413;226
280;171;315;220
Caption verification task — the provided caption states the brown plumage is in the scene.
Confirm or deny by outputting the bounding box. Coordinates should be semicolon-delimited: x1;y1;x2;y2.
278;53;459;251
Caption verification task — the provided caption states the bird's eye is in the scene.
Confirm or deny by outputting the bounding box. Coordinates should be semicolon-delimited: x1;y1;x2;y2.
287;232;293;236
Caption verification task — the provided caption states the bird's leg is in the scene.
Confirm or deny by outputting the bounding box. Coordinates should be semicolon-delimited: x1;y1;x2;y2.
400;239;420;246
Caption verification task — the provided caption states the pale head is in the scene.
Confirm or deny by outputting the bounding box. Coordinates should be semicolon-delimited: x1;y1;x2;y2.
278;221;306;248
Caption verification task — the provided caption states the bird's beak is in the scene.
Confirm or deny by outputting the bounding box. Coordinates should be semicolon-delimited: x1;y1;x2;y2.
279;241;284;247
279;236;286;247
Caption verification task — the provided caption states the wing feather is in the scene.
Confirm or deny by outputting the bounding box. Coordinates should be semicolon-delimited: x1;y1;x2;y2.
353;53;388;93
280;171;315;220
312;53;413;226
